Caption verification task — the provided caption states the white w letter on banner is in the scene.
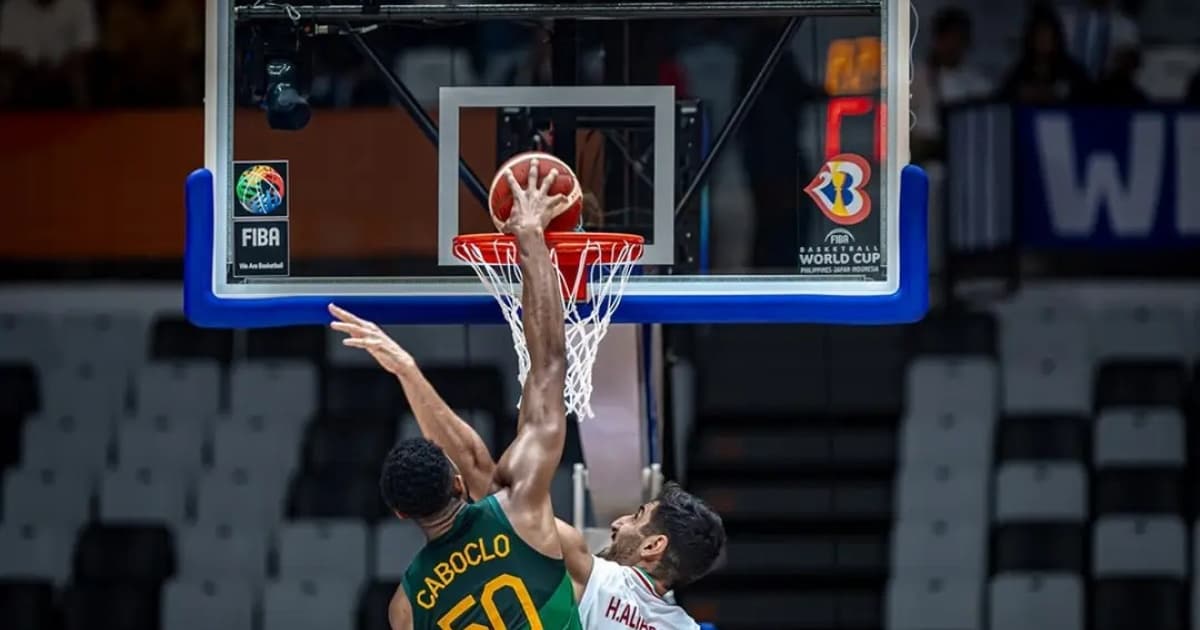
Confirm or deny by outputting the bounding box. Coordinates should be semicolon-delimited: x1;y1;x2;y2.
1034;113;1165;237
1176;114;1200;235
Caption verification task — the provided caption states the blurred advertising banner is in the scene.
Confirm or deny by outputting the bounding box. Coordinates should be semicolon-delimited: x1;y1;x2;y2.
1016;107;1200;249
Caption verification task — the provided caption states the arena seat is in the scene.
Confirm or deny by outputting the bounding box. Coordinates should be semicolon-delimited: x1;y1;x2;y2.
988;573;1082;630
899;411;993;467
115;412;207;475
895;464;988;522
230;360;318;423
1002;353;1091;415
0;579;60;630
134;361;223;417
262;578;358;630
886;574;982;630
992;463;1087;574
56;311;144;369
891;519;986;578
1094;516;1187;578
176;522;269;583
98;467;188;528
0;313;56;367
994;462;1087;522
195;467;285;529
905;356;998;419
277;520;368;582
1093;518;1188;630
21;411;111;475
999;299;1090;362
372;521;424;580
1092;304;1190;361
2;467;92;528
161;577;255;630
0;522;75;584
211;413;300;479
39;360;126;417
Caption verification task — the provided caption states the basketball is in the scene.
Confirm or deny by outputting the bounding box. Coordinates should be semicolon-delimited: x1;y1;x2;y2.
489;151;583;232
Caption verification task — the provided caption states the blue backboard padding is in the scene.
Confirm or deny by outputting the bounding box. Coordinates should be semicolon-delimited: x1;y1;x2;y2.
185;165;928;327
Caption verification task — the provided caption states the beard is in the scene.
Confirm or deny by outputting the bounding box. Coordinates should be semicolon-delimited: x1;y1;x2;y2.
598;535;640;565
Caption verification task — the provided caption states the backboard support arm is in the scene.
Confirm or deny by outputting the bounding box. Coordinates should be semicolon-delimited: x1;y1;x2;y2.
674;15;803;217
342;24;491;210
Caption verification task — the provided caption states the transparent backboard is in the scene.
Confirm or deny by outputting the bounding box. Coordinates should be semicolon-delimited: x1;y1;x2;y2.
186;0;927;326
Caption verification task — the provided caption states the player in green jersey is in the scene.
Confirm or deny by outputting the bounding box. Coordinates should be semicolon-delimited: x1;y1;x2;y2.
339;159;581;630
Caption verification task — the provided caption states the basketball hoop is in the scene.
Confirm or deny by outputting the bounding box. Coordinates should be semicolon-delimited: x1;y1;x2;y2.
453;231;645;419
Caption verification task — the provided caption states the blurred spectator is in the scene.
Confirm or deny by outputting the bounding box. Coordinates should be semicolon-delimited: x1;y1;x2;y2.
911;8;990;162
0;0;99;107
736;19;821;270
1059;0;1139;81
1089;46;1148;104
101;0;202;106
998;6;1091;105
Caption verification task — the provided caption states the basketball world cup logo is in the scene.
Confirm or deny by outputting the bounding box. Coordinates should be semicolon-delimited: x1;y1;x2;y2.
235;165;286;215
804;154;872;226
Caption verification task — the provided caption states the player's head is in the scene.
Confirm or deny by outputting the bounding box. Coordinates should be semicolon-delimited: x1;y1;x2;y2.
601;482;726;589
379;437;466;521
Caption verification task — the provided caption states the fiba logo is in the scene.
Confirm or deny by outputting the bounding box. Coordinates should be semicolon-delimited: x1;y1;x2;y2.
235;164;286;215
824;228;855;245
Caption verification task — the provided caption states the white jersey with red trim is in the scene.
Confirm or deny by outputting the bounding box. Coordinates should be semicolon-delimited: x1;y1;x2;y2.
578;556;701;630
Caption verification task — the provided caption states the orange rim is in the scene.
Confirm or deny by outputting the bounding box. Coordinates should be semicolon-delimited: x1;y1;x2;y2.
452;232;645;267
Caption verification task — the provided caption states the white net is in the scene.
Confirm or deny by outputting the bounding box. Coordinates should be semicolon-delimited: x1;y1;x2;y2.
453;235;643;419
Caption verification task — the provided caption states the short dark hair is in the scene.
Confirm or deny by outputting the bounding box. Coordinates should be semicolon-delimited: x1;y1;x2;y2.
933;7;972;38
379;438;455;518
643;482;726;588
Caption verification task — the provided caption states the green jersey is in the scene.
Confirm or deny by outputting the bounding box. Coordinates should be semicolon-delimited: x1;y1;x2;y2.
402;495;581;630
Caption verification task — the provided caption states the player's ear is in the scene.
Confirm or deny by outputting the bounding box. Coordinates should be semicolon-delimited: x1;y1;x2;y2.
452;474;466;498
640;533;669;561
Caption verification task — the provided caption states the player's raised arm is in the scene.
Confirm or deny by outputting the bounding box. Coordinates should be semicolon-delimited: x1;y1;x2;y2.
492;159;570;512
328;303;498;499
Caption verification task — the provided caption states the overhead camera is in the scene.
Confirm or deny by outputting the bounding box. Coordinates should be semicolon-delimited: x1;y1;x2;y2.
264;58;310;130
251;24;312;131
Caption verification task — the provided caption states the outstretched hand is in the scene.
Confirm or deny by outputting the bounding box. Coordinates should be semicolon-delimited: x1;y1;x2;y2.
327;303;415;375
496;157;570;235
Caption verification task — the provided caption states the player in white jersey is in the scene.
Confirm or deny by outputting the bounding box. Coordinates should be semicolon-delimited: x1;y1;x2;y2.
330;304;726;630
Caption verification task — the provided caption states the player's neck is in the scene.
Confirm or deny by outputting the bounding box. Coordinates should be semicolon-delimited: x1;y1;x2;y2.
634;565;669;597
417;499;467;539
